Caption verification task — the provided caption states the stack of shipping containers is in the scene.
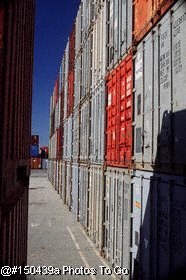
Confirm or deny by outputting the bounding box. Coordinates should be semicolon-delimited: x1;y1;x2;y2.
49;0;186;279
0;0;35;275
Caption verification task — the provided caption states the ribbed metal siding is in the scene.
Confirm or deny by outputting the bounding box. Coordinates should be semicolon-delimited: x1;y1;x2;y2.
133;0;186;175
0;0;35;272
89;165;104;252
105;167;131;279
71;163;79;219
131;170;186;280
79;164;89;230
106;0;132;70
90;81;105;164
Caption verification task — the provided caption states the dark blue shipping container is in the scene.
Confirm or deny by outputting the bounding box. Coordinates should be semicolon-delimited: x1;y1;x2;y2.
31;145;39;157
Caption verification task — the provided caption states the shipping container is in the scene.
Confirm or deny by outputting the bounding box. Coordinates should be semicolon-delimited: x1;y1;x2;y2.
75;3;82;58
104;167;131;279
0;0;35;271
31;158;41;169
81;31;92;100
41;159;48;170
133;0;186;175
50;131;57;160
90;81;105;164
30;145;39;157
79;164;89;230
106;54;133;167
80;99;90;162
31;135;39;145
53;78;59;107
67;25;75;117
89;165;104;252
133;0;177;43
72;108;80;162
92;2;106;90
66;162;72;209
71;163;79;220
63;116;73;161
131;169;186;280
74;54;82;109
106;0;132;70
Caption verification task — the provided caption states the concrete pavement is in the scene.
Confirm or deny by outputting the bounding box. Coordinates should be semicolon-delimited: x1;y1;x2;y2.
27;170;118;280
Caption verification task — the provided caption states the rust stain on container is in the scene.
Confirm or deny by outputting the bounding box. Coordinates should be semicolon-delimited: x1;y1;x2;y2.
133;0;176;42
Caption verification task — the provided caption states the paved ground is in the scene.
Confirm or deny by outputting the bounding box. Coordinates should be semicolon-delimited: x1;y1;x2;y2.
27;170;117;280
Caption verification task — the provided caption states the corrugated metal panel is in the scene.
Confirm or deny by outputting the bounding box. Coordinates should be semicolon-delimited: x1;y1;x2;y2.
131;170;186;280
66;162;72;209
72;109;80;162
133;0;186;175
61;161;66;203
92;3;106;90
106;54;133;167
50;131;57;160
75;3;82;58
63;117;73;161
79;164;89;230
89;165;104;252
105;167;131;278
106;0;132;70
72;163;79;219
0;0;35;271
90;81;105;164
74;54;82;109
133;0;176;43
81;33;92;100
80;99;90;162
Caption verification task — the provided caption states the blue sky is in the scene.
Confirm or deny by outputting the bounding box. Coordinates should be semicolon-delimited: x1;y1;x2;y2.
32;0;80;146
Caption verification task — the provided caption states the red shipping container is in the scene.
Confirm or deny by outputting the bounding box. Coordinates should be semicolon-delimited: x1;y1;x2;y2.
53;77;59;107
69;24;75;72
133;0;176;43
67;71;74;117
106;55;132;167
31;157;41;169
31;135;39;145
56;127;63;160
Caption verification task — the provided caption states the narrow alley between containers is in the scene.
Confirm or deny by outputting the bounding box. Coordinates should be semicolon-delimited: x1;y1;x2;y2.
27;170;120;280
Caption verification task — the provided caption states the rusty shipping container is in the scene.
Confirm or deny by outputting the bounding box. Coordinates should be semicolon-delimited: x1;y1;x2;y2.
0;0;35;273
106;54;133;168
133;0;186;175
30;158;41;169
133;0;177;43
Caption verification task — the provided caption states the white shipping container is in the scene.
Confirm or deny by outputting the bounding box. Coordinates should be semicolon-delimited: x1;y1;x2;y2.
72;109;80;162
79;164;89;230
106;0;132;69
61;161;66;203
90;81;105;164
66;162;72;209
63;79;68;120
75;4;82;58
133;0;186;175
81;33;92;100
92;2;106;89
105;167;131;279
64;40;69;82
80;99;90;162
89;165;104;251
54;96;61;131
131;169;186;280
74;54;82;109
72;163;79;219
63;117;73;161
50;132;57;159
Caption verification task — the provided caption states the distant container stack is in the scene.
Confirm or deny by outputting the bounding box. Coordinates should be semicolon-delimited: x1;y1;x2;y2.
48;0;186;279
